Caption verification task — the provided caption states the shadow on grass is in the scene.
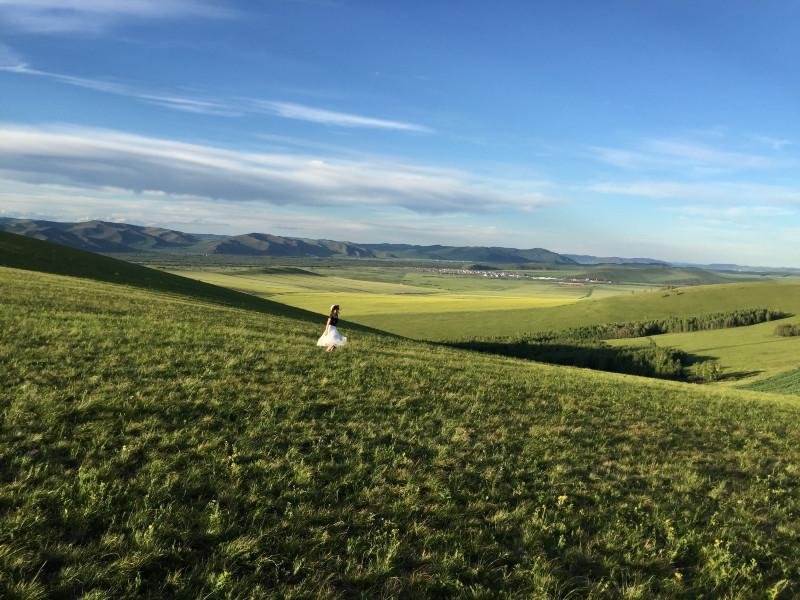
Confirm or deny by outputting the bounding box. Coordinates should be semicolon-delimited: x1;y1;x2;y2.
447;340;713;381
715;370;763;382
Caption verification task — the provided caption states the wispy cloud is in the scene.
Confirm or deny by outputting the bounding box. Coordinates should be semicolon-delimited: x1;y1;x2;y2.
248;100;432;133
0;0;233;33
1;61;433;131
589;136;797;173
2;64;240;115
0;124;557;214
587;180;800;204
0;42;24;68
668;204;796;220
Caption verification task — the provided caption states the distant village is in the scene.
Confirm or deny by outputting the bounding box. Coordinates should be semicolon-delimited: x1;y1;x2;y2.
427;267;613;285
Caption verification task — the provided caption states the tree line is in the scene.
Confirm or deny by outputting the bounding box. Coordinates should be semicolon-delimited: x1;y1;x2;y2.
452;308;792;383
521;308;790;343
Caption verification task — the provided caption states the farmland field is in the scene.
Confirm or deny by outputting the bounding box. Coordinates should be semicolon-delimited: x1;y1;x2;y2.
170;266;800;343
168;266;664;339
3;235;800;597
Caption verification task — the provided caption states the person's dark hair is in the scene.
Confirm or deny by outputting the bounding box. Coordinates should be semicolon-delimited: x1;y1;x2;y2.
329;304;340;316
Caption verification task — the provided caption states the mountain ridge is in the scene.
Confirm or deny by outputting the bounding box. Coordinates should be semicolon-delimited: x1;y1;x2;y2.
0;217;579;264
3;216;797;270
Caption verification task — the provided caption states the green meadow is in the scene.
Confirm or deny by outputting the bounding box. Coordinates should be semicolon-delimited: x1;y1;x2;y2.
2;233;800;597
607;317;800;388
171;266;800;392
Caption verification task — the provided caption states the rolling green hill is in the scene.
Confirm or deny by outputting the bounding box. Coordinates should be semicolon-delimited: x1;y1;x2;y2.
0;231;322;324
2;236;800;597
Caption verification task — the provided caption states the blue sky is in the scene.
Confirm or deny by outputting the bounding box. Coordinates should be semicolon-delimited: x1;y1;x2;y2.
1;1;799;265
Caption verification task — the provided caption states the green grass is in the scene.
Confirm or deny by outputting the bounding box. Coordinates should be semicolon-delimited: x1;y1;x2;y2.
171;268;594;321
351;280;800;341
0;232;320;324
3;239;800;597
168;263;799;342
742;368;800;395
607;317;800;388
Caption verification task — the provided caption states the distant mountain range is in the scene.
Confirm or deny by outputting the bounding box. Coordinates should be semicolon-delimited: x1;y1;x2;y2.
1;217;796;271
0;217;578;264
562;254;668;266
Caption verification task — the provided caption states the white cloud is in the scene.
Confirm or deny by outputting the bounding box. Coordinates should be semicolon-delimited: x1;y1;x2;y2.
589;136;797;173
667;204;796;221
0;179;529;246
0;0;232;33
2;63;433;130
2;65;240;115
249;101;432;133
0;42;24;68
0;124;557;215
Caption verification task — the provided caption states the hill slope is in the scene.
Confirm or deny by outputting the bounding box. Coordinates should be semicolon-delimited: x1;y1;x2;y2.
0;231;323;323
1;242;800;596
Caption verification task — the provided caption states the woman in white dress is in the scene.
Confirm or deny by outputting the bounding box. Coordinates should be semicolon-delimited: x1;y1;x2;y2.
317;304;347;351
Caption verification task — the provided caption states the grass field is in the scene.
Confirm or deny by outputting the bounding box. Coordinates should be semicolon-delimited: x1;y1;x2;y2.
347;279;800;341
170;268;606;320
743;368;800;395
169;267;664;339
606;316;800;391
3;235;800;597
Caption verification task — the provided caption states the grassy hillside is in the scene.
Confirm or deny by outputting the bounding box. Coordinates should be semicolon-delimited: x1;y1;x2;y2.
2;248;800;596
0;231;322;324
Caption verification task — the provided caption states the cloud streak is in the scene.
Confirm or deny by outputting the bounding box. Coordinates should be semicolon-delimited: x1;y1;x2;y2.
589;137;797;173
587;180;800;205
0;0;232;33
2;65;240;115
249;101;432;133
0;124;556;214
2;62;433;130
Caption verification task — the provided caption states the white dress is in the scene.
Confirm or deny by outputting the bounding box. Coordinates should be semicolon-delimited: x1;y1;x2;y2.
317;323;347;347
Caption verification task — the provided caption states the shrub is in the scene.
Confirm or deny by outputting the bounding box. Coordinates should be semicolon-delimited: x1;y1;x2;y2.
775;324;800;337
695;360;724;383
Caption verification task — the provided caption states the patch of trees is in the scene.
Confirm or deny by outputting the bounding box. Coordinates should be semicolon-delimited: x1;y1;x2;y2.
452;308;790;383
775;323;800;337
454;339;688;380
527;308;790;343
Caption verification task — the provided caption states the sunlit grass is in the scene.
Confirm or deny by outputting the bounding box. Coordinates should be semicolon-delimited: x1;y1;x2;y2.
3;261;800;597
608;317;800;389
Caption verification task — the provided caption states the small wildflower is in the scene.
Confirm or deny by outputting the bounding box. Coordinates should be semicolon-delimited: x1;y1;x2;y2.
557;495;568;507
674;571;683;581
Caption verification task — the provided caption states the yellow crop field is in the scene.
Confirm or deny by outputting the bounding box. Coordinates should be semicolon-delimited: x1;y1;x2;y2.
270;291;578;316
173;269;587;319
